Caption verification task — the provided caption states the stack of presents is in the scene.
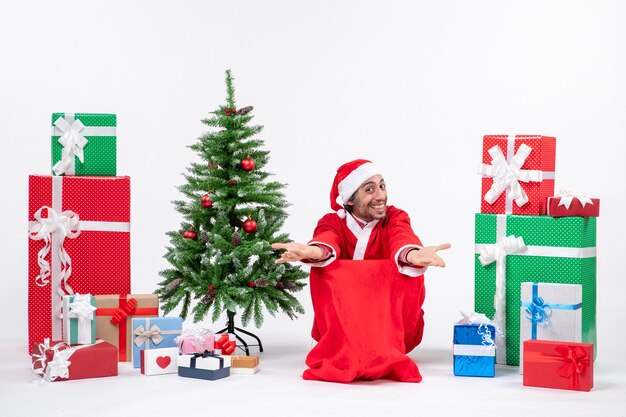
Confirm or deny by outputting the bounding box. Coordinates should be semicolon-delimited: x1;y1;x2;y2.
28;113;259;383
453;134;598;392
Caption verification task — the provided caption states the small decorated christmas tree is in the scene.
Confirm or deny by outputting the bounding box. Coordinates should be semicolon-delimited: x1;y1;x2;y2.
156;70;307;330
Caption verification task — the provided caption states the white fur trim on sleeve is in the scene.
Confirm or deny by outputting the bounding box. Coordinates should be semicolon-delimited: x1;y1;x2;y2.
394;244;427;277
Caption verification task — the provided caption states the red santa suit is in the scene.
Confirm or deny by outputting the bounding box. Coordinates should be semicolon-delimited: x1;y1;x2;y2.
301;159;428;383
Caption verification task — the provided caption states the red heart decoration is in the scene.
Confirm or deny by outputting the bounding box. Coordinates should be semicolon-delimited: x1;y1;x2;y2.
156;356;171;369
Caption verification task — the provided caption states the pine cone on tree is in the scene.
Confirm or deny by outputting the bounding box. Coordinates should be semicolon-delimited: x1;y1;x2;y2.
238;106;253;115
165;278;183;293
282;280;298;290
201;287;218;304
200;231;209;244
254;278;269;288
232;230;241;246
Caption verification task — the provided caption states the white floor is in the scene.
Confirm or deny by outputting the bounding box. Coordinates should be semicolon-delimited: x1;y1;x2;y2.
2;337;625;417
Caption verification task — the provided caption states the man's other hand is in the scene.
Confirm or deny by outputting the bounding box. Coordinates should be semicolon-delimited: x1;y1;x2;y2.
271;242;324;264
407;243;451;267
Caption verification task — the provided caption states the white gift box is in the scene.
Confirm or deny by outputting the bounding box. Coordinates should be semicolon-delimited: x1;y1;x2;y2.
519;282;582;373
140;347;179;376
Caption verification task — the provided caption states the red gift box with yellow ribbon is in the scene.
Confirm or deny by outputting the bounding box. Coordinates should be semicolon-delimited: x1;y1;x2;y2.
523;339;593;391
95;294;159;361
28;175;130;354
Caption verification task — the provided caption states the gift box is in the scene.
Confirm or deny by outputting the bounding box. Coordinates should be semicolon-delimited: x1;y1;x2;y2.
475;213;596;365
546;193;600;218
478;135;556;215
28;175;131;353
132;317;183;368
51;113;116;176
226;355;259;375
31;339;118;382
140;347;179;376
178;352;231;381
175;328;215;354
523;340;593;391
95;294;159;361
214;333;237;355
62;293;96;345
453;323;496;377
519;282;582;373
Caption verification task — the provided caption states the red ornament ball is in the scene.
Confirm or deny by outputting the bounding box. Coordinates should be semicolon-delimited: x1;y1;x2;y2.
248;281;255;287
242;218;257;233
183;228;197;240
201;194;213;208
240;156;255;172
225;109;231;116
233;108;238;114
209;285;214;290
228;179;237;186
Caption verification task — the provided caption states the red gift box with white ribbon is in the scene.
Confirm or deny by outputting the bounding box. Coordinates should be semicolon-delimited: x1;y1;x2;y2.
478;135;556;215
523;339;593;392
546;191;600;217
28;175;131;353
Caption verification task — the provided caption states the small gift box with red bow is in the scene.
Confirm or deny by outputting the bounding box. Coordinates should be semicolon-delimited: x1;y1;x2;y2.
63;293;97;345
546;191;600;218
175;328;215;354
131;317;183;368
95;294;159;362
523;340;593;391
214;333;237;355
140;347;179;376
31;339;118;382
178;351;231;381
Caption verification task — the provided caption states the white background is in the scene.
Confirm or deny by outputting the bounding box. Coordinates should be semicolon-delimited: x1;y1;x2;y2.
1;1;625;415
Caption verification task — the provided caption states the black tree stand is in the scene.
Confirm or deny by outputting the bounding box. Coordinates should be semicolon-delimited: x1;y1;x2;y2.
216;310;263;356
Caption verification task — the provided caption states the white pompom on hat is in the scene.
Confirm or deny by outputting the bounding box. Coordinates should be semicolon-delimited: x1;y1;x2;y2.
330;159;382;218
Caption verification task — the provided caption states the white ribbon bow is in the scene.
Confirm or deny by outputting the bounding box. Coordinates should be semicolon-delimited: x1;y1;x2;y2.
28;206;80;294
556;189;594;209
478;144;542;208
52;117;89;176
134;324;164;347
32;338;73;382
67;293;96;323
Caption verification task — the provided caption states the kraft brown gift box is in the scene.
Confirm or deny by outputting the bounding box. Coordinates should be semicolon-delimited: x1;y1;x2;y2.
95;294;159;362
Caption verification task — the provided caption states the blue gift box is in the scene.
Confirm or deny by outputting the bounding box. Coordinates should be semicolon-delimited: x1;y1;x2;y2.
131;317;183;368
178;352;231;381
453;323;496;377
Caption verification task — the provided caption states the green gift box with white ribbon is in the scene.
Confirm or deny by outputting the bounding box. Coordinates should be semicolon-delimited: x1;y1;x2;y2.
474;213;596;366
51;113;116;176
62;293;97;345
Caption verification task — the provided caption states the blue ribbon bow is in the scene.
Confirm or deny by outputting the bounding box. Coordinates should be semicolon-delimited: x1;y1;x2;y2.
521;282;582;339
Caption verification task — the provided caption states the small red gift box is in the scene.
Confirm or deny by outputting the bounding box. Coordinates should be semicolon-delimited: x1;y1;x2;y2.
523;340;593;392
28;175;131;353
479;135;556;215
546;193;600;217
32;339;118;382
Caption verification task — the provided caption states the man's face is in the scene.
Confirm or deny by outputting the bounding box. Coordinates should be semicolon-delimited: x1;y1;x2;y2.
347;175;387;222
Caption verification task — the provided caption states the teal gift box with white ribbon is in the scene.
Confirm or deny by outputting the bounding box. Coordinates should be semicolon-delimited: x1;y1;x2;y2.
62;293;97;345
51;113;116;176
131;317;183;368
519;282;582;373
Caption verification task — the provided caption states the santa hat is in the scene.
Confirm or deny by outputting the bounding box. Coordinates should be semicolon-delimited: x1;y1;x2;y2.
330;159;382;218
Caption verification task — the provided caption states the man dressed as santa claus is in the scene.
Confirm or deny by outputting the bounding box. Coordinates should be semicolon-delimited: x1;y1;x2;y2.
272;159;450;383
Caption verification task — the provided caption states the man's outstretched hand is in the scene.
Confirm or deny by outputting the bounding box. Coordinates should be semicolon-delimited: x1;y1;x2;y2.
407;243;451;267
272;242;324;264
